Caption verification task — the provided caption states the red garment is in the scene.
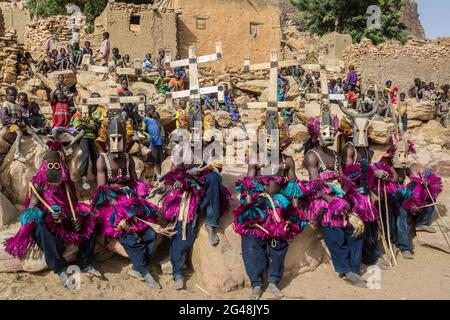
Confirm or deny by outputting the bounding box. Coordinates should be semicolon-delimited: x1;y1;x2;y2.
348;91;358;104
51;100;70;128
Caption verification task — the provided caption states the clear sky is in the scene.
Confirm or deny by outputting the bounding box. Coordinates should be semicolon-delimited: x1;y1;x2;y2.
416;0;450;38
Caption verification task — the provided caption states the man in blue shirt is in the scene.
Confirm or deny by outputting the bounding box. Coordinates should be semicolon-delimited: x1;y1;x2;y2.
142;105;165;179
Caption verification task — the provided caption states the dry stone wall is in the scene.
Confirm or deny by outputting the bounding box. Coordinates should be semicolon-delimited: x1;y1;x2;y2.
23;15;88;59
0;28;18;87
343;38;450;92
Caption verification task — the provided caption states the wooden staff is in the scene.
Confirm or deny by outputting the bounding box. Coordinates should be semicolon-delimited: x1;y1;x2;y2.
383;183;398;266
377;180;392;267
65;184;78;222
29;182;56;214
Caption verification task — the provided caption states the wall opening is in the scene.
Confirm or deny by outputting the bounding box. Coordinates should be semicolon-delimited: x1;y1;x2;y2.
130;15;141;32
250;22;261;38
196;18;207;30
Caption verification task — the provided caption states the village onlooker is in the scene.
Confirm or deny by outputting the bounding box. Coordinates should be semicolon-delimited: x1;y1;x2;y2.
44;35;53;53
408;78;422;99
82;41;93;56
117;77;132;96
168;71;185;92
176;99;189;129
174;54;186;79
346;65;358;91
26;102;50;135
155;69;170;94
421;84;433;101
67;44;73;56
100;32;110;81
1;87;46;163
17;92;30;118
377;90;391;118
71;42;83;67
38;52;54;76
143;53;153;74
56;48;71;70
123;54;133;68
156;48;165;72
230;105;241;126
111;47;123;68
71;97;100;190
18;56;31;77
142;105;165;179
398;92;409;133
50;89;77;138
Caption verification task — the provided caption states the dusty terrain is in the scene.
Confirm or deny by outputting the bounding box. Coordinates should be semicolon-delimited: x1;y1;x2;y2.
0;171;449;301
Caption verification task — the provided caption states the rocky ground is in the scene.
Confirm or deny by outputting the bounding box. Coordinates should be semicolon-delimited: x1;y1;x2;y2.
0;158;449;300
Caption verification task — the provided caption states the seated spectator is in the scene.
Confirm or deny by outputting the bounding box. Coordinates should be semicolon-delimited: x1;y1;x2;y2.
26;102;50;135
71;42;83;67
123;54;133;68
56;48;71;70
174;54;186;79
409;78;422;99
1;87;46;163
111;47;123;68
155;69;170;94
143;53;153;73
38;52;56;76
82;41;93;56
176;99;189;129
398;92;409;133
50;89;78;139
168;71;185;92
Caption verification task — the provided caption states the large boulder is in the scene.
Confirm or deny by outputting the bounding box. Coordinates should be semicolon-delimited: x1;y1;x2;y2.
304;101;321;119
289;124;308;144
48;70;77;89
369;120;395;145
235;80;268;96
0;192;18;228
0;137;46;205
408;99;436;121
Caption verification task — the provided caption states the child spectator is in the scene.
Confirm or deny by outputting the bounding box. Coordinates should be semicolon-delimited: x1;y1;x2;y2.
176;99;189;129
26;102;50;135
71;98;100;189
155;69;170;94
143;53;153;73
142;105;165;179
168;71;185;92
0;87;46;162
100;32;110;81
71;42;83;67
398;92;409;133
346;65;358;91
123;54;132;68
111;48;123;68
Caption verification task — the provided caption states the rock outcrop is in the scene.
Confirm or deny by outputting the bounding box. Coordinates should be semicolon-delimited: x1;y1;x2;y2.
401;0;426;40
